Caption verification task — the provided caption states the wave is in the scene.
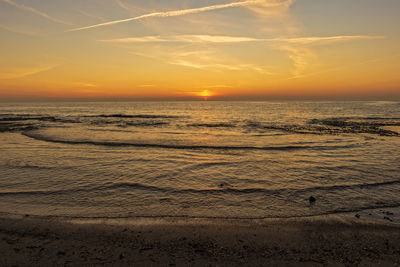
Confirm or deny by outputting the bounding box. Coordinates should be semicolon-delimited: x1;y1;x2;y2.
5;202;400;220
3;179;399;198
0;188;78;196
122;121;169;127
0;122;39;132
0;116;56;122
6;164;55;170
22;131;357;151
110;179;400;195
187;123;236;128
0;115;79;123
3;113;400;137
83;114;181;119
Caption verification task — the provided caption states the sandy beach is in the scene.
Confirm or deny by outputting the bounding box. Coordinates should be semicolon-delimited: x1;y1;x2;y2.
1;213;400;266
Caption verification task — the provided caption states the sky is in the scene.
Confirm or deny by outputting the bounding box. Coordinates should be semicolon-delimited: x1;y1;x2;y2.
0;0;399;100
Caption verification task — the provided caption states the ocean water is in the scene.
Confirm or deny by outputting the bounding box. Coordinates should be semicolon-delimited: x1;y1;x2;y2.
0;101;399;219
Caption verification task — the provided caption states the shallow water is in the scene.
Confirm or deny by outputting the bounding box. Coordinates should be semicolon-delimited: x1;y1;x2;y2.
0;101;399;219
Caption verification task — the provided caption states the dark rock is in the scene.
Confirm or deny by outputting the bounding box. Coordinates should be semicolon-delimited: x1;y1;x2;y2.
309;196;316;203
383;216;393;222
218;182;229;188
139;246;153;253
119;253;124;260
355;214;360;219
57;251;66;256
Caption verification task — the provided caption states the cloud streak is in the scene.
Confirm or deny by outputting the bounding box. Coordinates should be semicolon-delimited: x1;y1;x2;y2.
115;0;131;12
170;60;269;73
2;0;73;25
0;64;58;80
102;34;384;44
273;35;385;45
102;35;261;43
67;0;288;32
0;24;39;36
129;48;273;74
117;34;383;77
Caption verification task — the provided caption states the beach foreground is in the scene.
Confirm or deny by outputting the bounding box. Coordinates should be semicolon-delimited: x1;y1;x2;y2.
1;215;400;266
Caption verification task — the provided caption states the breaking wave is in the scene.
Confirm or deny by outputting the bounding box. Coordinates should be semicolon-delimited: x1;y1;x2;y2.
22;131;358;151
1;179;399;197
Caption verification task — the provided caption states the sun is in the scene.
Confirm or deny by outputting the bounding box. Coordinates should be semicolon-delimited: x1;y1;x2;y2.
196;90;213;100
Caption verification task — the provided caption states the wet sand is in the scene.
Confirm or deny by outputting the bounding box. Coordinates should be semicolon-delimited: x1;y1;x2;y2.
1;214;400;266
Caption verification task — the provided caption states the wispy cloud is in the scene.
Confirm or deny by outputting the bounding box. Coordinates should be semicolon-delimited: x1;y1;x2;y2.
273;35;385;45
287;53;400;80
139;84;156;88
171;60;273;73
115;0;131;13
102;35;261;43
73;82;97;88
102;34;384;44
0;64;58;80
2;0;73;26
274;35;385;78
0;24;39;36
118;34;382;75
67;0;290;32
129;48;273;74
78;10;106;22
201;84;233;88
168;58;275;75
281;46;315;77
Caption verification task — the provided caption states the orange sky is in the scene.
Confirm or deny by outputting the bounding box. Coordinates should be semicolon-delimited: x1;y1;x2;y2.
0;0;399;100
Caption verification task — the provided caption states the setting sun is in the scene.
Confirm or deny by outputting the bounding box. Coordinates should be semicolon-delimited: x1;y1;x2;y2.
196;90;213;100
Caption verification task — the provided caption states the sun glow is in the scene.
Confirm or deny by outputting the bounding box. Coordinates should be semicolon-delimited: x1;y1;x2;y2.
196;90;213;100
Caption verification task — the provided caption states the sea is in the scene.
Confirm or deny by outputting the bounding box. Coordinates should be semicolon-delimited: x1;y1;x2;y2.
0;101;399;220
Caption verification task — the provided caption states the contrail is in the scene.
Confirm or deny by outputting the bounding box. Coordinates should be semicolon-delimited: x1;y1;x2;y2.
2;0;73;25
101;34;385;44
67;0;277;32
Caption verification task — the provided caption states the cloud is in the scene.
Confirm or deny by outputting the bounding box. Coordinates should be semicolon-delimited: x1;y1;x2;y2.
78;10;106;22
281;46;315;77
115;0;131;13
272;36;385;78
67;0;290;32
129;48;273;74
171;61;272;73
73;82;97;88
2;0;73;25
287;53;400;80
273;35;385;45
115;34;382;76
102;35;261;43
139;84;156;88
0;65;58;80
0;24;40;36
102;34;384;45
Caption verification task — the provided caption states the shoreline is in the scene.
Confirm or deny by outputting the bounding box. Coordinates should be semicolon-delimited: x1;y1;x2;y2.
1;213;400;266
